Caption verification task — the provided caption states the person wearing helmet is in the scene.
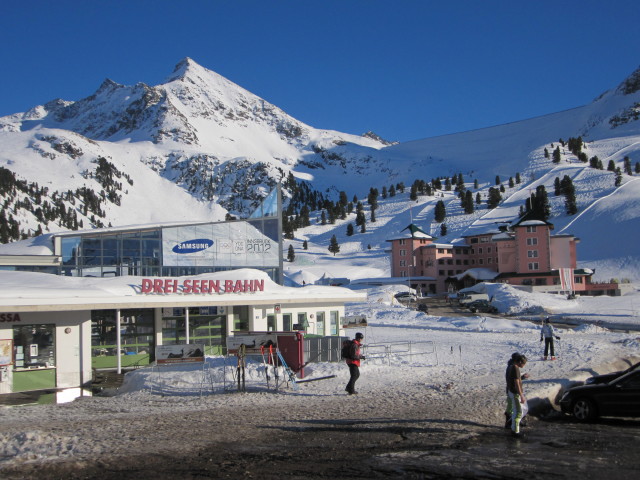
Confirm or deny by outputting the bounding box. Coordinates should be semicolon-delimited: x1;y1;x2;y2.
345;332;365;395
540;317;560;360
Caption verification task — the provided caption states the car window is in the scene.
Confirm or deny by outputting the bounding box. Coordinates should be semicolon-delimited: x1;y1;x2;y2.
618;373;640;389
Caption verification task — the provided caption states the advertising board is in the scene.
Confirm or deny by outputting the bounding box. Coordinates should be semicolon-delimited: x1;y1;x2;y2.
155;344;205;364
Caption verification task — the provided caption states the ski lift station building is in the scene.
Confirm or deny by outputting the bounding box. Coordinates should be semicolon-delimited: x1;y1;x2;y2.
0;190;365;394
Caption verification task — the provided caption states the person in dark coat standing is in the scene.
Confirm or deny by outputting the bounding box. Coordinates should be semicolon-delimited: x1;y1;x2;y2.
345;332;365;395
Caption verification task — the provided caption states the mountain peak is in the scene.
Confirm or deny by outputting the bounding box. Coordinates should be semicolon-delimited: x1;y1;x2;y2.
167;57;213;83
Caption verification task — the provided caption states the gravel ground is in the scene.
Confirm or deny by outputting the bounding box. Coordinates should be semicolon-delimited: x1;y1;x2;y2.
1;374;639;479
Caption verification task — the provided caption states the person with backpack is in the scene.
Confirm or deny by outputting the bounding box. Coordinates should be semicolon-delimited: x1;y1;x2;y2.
344;332;365;395
540;317;560;360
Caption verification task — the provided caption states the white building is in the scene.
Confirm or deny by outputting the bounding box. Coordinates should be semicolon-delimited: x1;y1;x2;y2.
0;269;365;394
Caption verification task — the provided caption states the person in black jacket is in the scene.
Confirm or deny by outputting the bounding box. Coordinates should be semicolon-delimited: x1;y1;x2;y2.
345;332;365;395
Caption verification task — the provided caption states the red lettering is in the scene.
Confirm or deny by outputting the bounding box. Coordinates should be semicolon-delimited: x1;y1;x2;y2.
200;281;209;293
183;279;192;294
192;280;201;294
164;279;176;293
153;279;164;293
141;278;153;293
254;279;264;292
225;280;234;293
209;280;221;293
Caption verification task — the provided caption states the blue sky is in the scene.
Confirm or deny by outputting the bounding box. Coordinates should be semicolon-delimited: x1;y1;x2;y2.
1;1;639;143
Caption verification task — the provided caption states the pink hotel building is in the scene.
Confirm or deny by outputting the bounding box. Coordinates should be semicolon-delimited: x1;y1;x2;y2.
387;220;619;296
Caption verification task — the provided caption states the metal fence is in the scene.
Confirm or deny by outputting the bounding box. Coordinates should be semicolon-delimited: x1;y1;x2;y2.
304;338;463;367
304;336;349;363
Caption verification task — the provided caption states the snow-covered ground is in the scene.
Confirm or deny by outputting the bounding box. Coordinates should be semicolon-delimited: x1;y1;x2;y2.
0;282;638;468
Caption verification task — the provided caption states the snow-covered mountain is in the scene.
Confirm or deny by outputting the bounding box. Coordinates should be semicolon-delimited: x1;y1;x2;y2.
0;59;639;282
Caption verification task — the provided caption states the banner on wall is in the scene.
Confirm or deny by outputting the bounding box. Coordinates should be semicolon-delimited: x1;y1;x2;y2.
0;339;12;366
162;220;279;267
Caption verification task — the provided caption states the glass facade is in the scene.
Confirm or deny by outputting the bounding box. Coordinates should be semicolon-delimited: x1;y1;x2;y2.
161;307;227;355
60;218;282;282
91;309;155;369
58;186;283;282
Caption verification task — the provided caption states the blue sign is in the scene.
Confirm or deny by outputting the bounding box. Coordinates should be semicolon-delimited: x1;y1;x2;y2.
172;239;214;254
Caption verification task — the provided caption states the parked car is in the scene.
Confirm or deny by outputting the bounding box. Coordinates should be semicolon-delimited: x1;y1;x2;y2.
467;299;498;314
458;293;490;305
394;291;417;301
559;370;640;421
585;361;640;385
416;303;428;313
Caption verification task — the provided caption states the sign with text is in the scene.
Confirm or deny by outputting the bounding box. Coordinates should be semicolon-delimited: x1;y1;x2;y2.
140;278;265;295
162;220;279;268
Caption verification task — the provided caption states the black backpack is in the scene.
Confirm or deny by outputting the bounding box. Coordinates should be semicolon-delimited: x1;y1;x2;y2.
341;340;355;360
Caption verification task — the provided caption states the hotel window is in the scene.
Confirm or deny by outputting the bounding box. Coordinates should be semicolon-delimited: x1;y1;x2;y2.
527;250;538;258
400;271;407;277
487;247;492;253
400;260;406;267
478;259;484;265
526;226;537;233
488;257;493;264
439;270;445;276
528;262;539;270
400;249;406;256
478;247;483;254
480;237;489;243
527;237;538;246
399;239;406;245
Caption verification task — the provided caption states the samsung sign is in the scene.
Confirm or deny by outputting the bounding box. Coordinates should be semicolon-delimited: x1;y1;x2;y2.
172;239;214;254
162;223;279;268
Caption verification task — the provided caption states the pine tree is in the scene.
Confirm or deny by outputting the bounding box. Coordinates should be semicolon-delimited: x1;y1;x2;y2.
328;235;340;256
440;223;447;236
464;190;474;214
346;223;354;236
615;167;623;187
487;187;502;209
552;146;561;163
607;160;616;172
287;245;295;262
434;200;446;222
623;156;632;175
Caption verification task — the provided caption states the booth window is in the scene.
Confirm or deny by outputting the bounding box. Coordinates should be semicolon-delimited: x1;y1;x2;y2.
330;311;339;335
13;324;55;369
282;313;292;331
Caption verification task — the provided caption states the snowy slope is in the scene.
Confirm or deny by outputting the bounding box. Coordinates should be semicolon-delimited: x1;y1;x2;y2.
0;60;640;281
